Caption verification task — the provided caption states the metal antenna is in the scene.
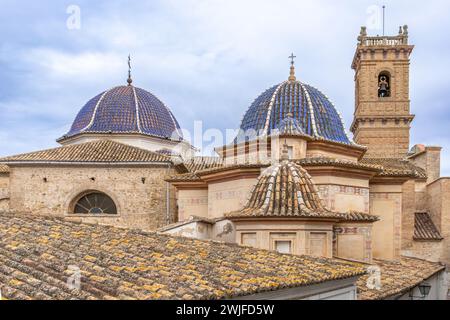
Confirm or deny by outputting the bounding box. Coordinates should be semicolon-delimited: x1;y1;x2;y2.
382;5;386;36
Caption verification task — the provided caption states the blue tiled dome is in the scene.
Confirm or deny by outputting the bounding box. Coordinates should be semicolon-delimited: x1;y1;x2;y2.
235;80;352;144
62;85;183;140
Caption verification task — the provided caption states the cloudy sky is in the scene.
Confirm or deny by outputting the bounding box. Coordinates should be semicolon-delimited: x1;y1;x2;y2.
0;0;449;174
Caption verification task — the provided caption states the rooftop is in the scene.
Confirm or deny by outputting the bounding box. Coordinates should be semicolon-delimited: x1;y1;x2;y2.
183;156;224;172
357;257;445;300
0;212;366;300
226;160;378;222
414;212;443;241
360;158;427;179
0;164;9;174
0;140;170;165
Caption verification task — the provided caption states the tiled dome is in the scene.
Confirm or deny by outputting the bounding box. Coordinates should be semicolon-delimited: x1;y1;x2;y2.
62;85;183;141
234;79;352;144
227;157;378;222
235;160;334;218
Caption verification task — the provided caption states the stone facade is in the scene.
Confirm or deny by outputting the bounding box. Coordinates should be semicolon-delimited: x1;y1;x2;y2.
7;165;177;231
0;172;9;212
369;185;403;260
401;179;416;251
427;178;450;266
317;184;369;214
235;220;335;258
334;223;373;263
408;146;442;183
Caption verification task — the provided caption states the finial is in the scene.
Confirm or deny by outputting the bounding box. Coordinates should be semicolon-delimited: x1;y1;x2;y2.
127;54;133;86
281;139;289;161
288;52;296;81
403;25;408;36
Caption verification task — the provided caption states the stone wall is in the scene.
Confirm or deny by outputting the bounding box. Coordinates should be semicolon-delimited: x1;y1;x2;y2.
317;184;369;214
409;146;442;183
401;180;416;251
427;178;450;266
234;220;334;258
0;173;9;212
402;241;444;263
177;188;208;221
369;184;403;260
8;165;177;231
310;175;370;214
207;178;256;218
334;223;373;263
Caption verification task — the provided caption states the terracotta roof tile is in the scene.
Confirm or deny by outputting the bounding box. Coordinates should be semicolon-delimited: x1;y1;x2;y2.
0;140;170;164
357;257;445;300
414;212;443;241
295;157;382;172
184;156;224;172
0;164;9;173
226;161;378;222
360;158;427;179
166;163;267;182
165;172;201;182
0;212;366;300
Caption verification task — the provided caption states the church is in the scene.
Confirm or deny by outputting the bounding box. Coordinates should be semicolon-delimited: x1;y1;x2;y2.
0;25;449;299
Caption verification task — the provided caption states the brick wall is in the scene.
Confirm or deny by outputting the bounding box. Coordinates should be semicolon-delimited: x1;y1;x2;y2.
427;178;450;266
401;180;416;251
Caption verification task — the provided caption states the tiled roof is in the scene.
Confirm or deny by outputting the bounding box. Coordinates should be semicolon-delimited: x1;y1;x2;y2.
166;172;202;182
0;164;9;173
360;158;427;179
183;156;224;172
60;86;183;141
226;161;378;222
414;212;443;241
166;163;267;182
357;257;445;300
295;157;382;172
0;212;366;300
0;140;170;164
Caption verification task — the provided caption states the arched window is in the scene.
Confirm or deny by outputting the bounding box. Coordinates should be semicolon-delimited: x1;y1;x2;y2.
72;191;117;215
378;72;391;97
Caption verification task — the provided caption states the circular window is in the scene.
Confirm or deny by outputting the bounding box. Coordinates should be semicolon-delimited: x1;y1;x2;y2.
73;192;117;215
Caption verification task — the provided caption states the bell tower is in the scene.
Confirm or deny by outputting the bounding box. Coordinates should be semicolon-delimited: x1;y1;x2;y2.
351;26;415;158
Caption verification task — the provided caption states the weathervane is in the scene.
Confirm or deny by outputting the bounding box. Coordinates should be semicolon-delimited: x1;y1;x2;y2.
127;54;133;86
288;52;297;81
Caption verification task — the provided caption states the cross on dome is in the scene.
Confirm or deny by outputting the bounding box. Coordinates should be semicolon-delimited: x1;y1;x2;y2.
289;52;296;65
288;52;297;81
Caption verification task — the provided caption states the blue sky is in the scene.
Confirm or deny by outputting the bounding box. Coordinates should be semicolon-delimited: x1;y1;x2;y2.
0;0;449;174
